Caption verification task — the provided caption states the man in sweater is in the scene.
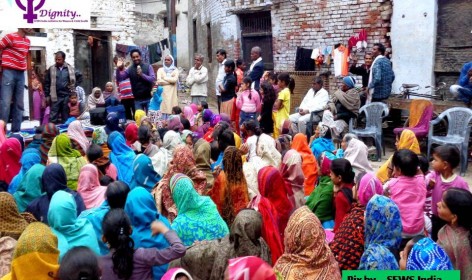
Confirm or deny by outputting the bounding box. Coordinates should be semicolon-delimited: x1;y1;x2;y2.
368;43;395;103
0;28;33;132
186;53;208;104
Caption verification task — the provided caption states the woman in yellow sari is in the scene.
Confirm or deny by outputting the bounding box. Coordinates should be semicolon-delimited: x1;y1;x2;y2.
376;129;420;183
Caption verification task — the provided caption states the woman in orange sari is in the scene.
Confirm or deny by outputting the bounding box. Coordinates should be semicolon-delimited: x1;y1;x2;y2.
291;133;319;195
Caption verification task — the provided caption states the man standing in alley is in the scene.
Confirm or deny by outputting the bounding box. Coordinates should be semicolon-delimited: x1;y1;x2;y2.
0;28;33;132
247;46;264;91
215;49;227;113
187;53;208;104
367;43;394;103
44;51;76;124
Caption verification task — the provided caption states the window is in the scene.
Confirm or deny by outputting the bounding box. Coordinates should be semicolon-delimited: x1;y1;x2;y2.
207;22;212;63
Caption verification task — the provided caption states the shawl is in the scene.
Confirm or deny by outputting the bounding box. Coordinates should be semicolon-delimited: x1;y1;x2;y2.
274;206;341;280
13;164;45;213
124;123;138;147
150;147;172;178
77;164;107;209
228;257;276;280
170;174;229;246
0;120;6;146
306;176;334;222
105;112;124;135
193;139;215;192
332;88;361;115
184;106;195;126
124;187;171;279
134;109;146;126
280;149;305;209
47;134;87;191
357;172;383;206
169;209;271;280
66;120;90;154
291;133;319;195
0;193;29;240
163;55;177;75
344;138;374;176
438;225;472;279
103;82;115;100
409;99;432;128
0;139;22;185
377;129;420;183
0;236;16;278
87;87;105;110
407;237;453;270
108;131;136;185
310;137;335;162
359;195;402;270
152;145;207;222
1;223;59;280
40;123;60;165
8;148;41;194
256;133;282;167
162;268;194;280
190;103;198;114
129;154;160;191
243;156;267;200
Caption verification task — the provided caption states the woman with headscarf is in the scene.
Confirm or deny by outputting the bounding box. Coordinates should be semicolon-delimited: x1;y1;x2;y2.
158;54;179;117
162;130;182;156
274;206;341;279
124;123;139;152
405;237;453;270
39;123;60;165
196;109;213;139
13;164;45;213
0;193;31;240
8;134;24;151
291;133;319;196
26;164;86;224
330;173;384;270
48;190;100;260
167;114;184;132
210;147;249;226
183;105;196;128
86;143;118;181
344;137;374;179
193;138;215;191
0;222;60;280
0;138;22;185
0;236;16;278
92;126;110;158
279;149;305;210
377;129;420;183
169;209;271;280
152;145;207;222
359;195;402;270
309;123;335;161
47;134;87;191
87;87;105;110
108;131;136;185
242;156;267;200
124;187;171;279
129;154;160;191
255;132;281;167
8;148;41;194
228;257;277;280
170;174;229;246
77;164;107;209
105;112;124;136
67;120;90;156
134;109;146;127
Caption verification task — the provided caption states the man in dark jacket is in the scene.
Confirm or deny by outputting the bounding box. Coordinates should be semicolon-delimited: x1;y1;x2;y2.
44;51;76;124
248;46;264;91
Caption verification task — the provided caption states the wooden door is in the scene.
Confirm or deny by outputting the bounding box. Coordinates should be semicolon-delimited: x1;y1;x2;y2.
240;11;274;70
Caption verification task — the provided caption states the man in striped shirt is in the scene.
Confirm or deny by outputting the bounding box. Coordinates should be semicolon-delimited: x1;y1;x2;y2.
0;29;33;132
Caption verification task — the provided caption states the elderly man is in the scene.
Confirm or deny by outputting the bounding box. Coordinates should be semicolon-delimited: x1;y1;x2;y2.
368;43;394;103
289;76;329;134
187;53;208;104
450;61;472;104
247;46;264;91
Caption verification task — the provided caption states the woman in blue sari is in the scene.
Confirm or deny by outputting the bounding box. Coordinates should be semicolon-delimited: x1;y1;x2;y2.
129;154;160;191
108;131;135;185
8;148;41;193
309;123;335;161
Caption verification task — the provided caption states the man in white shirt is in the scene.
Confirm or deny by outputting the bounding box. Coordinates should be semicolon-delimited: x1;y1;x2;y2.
289;76;329;134
186;53;209;104
215;49;227;113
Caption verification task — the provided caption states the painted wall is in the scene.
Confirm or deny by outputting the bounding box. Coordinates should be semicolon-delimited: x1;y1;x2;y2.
391;0;437;95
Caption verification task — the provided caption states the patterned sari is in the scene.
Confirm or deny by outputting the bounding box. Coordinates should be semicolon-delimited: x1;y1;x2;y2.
0;193;29;240
438;225;472;279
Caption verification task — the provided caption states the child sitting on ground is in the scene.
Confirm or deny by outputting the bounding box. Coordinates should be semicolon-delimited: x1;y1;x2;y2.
195;100;208;127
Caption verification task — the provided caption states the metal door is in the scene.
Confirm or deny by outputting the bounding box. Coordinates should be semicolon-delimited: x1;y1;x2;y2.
240;11;274;70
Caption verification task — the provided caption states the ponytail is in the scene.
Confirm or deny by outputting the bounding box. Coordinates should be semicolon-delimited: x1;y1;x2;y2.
288;77;295;94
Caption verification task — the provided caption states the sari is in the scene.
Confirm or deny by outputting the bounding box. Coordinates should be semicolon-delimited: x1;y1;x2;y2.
13;164;45;212
0;139;22;185
183;106;195;127
39;123;60;165
0;193;29;240
407;237;453;270
377;129;420;183
438;225;472;279
77;164;107;209
274;206;341;280
47;134;87;191
170;174;229;246
228;257;277;280
0;236;16;277
124;187;171;280
343;138;373;177
129;154;160;191
47;190;100;260
0;223;59;280
359;195;402;270
125;123;139;147
256;133;281;167
280;149;305;209
306;154;334;223
310;137;335;162
243;156;267;200
193;139;215;192
291;133;319;195
8;148;41;194
87;88;105;110
108;131;136;185
67;120;90;155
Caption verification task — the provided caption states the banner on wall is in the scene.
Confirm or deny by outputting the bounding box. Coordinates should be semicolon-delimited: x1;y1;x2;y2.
0;0;91;28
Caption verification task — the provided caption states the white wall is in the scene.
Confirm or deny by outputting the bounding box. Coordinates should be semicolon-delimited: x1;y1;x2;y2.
391;0;437;95
176;0;190;68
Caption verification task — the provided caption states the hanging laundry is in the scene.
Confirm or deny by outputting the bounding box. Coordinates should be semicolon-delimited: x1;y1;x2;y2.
148;42;162;64
323;46;333;66
295;47;315;71
160;39;169;50
332;44;349;77
356;29;368;49
348;36;358;51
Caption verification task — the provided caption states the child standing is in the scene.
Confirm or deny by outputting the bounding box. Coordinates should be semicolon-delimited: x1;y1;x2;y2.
218;59;237;117
330;158;355;233
258;82;276;135
236;77;261;126
427;145;469;241
68;92;81;118
273;72;294;138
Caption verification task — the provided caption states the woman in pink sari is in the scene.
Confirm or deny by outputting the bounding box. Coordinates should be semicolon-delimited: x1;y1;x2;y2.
77;164;107;209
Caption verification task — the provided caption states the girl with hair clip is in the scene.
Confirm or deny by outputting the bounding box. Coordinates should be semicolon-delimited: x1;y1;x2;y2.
273;72;294;138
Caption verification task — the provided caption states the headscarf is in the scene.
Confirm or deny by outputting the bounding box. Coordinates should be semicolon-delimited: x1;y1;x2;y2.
342;76;356;89
108;131;135;185
92;126;108;146
0;120;6;146
228;257;277;280
167;115;184;132
357;173;383;206
210;114;222;127
105;112;123;135
8;148;41;194
437;225;472;279
124;123;138;147
163;54;177;75
306;154;334;223
280;149;305;209
66;120;90;153
344;138;374;177
193;139;214;191
170;174;229;246
183;106;195;126
163;130;182;155
0;138;22;185
134;109;146;126
359;195;402;270
406;237;453;270
181;129;193;144
103;82;115;100
47;190;100;260
202;109;214;123
13;164;45;213
256;133;282;167
190;103;198;114
8;134;24;151
291;133;319;195
87;87;105;110
274;206;342;280
124;187;171;279
0;193;29;240
130;154;160;191
162;268;194;280
77;164;107;209
40;123;60;165
1;223;59;280
243;156;268;199
377;129;420;183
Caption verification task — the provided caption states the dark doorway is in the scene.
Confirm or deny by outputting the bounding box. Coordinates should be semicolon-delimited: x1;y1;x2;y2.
240;11;274;70
74;31;111;95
